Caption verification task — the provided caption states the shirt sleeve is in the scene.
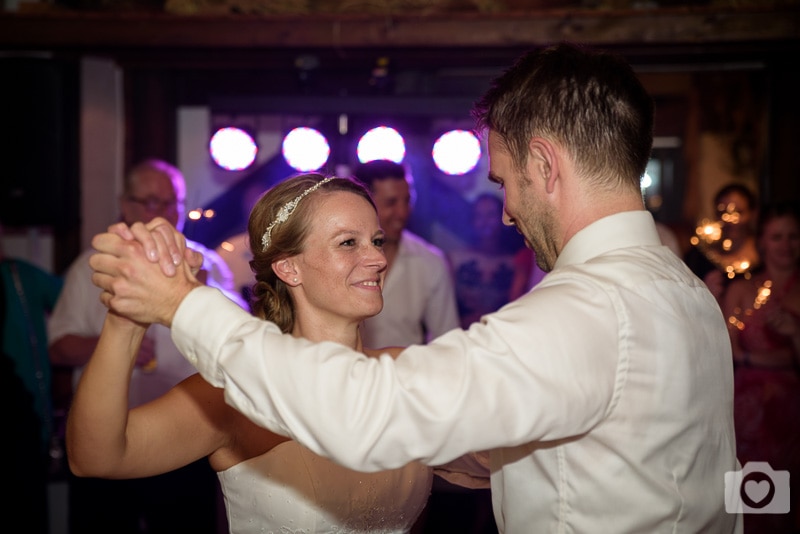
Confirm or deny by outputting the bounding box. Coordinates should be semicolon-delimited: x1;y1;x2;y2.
173;280;619;471
433;451;491;489
422;252;460;341
47;252;105;343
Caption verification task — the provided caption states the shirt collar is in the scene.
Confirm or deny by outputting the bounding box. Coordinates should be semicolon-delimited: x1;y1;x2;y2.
554;210;661;269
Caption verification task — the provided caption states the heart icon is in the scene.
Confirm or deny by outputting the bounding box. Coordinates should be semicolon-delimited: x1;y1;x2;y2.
744;480;771;504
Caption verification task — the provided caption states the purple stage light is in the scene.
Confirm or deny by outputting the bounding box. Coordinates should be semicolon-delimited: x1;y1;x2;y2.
357;126;405;164
432;129;481;175
209;127;258;171
282;127;330;172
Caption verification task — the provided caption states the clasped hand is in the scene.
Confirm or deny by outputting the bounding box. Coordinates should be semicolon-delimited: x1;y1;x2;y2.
90;217;204;326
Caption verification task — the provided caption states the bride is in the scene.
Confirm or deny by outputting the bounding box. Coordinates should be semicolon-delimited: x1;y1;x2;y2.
67;174;437;533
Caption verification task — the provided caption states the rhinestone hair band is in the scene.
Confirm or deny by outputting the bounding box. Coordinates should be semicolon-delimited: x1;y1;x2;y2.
261;176;335;252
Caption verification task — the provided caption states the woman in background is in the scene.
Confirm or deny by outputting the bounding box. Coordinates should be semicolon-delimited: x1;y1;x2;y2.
685;182;759;303
723;202;800;533
449;192;526;329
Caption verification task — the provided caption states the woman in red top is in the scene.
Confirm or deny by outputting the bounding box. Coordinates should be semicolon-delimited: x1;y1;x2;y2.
723;202;800;533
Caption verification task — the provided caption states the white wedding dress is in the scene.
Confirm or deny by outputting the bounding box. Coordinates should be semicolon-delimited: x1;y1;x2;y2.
218;440;433;534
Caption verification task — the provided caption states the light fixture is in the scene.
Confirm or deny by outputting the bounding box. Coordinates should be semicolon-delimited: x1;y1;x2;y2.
357;126;405;164
209;127;258;171
432;129;481;175
282;127;330;172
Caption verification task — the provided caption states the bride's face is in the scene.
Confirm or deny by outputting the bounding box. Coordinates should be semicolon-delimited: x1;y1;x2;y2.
294;191;387;322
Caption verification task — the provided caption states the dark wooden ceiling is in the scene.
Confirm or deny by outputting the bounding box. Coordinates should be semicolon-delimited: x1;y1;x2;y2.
1;3;798;52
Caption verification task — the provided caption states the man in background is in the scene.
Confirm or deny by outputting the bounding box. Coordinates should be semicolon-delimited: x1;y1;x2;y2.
354;159;459;348
49;158;239;533
354;159;470;532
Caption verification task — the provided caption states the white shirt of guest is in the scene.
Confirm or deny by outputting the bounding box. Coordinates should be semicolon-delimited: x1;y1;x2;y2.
173;210;741;533
48;239;242;408
360;230;459;348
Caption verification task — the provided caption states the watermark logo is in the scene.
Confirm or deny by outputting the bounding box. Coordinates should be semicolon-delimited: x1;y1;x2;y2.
725;461;790;514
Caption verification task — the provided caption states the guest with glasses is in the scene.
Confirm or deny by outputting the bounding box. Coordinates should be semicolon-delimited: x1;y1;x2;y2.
48;158;243;534
123;194;178;213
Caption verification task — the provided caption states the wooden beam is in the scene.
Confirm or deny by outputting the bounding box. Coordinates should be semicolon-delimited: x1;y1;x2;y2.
0;7;798;50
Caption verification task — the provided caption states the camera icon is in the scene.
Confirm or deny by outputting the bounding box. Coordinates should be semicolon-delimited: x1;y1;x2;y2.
725;461;790;514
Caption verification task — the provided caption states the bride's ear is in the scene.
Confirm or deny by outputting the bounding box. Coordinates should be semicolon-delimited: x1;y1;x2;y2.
272;259;300;286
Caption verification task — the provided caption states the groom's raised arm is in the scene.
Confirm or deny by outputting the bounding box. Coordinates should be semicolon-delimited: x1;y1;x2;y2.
87;217;483;474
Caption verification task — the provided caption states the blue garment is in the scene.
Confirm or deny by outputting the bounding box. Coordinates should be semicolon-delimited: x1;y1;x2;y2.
0;258;63;449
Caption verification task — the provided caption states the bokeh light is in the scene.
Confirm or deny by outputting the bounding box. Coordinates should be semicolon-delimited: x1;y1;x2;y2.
282;127;330;172
209;127;258;171
357;126;405;164
432;129;481;175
